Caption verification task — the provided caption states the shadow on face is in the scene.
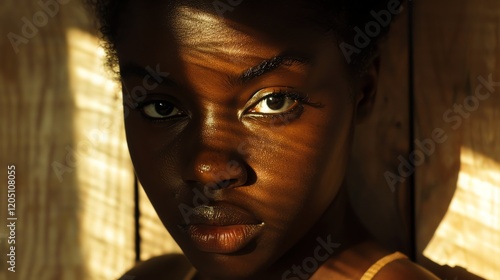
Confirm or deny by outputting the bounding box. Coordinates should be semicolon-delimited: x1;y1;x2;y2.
116;0;378;278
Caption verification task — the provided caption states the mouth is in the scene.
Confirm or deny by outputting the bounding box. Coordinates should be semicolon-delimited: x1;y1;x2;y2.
178;203;264;254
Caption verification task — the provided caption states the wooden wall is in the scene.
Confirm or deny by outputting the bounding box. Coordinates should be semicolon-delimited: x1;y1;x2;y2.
414;1;500;279
346;0;411;255
1;0;499;279
350;1;500;279
1;1;81;279
0;1;137;279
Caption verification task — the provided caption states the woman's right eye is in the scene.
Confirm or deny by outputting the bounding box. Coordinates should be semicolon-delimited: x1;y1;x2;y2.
138;101;184;119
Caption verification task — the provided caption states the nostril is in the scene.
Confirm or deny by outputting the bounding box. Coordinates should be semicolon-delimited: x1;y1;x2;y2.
183;171;245;190
217;178;238;189
182;152;250;189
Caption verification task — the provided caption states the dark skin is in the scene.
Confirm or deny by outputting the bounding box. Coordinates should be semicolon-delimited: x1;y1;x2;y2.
117;0;439;279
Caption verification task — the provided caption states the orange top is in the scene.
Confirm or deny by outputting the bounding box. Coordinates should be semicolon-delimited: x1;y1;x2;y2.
183;251;408;280
360;251;408;280
183;268;197;280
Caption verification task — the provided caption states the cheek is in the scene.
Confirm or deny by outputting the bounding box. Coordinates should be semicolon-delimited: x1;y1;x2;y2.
243;96;356;244
124;114;188;200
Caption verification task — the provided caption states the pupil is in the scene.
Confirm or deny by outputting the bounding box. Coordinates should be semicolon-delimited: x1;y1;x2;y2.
155;102;174;116
266;96;285;110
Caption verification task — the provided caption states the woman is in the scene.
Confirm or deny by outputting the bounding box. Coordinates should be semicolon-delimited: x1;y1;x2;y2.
86;0;439;279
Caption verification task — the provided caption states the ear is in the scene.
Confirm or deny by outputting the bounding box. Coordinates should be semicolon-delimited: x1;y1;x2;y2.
354;57;380;123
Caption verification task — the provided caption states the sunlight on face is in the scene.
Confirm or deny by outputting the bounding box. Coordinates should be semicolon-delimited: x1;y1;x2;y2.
117;1;358;278
167;5;285;82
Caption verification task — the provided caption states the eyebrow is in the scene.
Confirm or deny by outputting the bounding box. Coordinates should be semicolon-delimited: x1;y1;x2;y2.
119;53;311;86
238;54;311;82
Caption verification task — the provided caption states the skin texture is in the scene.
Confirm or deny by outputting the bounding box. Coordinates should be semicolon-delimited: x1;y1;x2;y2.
115;1;438;279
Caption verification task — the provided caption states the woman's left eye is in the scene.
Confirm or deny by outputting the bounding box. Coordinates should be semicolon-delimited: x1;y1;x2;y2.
247;94;299;114
139;101;184;119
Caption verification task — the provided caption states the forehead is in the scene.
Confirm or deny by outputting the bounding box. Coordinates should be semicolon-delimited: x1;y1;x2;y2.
115;0;348;89
116;0;331;54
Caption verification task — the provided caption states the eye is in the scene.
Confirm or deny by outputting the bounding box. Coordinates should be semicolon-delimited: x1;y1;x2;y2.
247;93;300;115
139;101;184;119
241;88;322;124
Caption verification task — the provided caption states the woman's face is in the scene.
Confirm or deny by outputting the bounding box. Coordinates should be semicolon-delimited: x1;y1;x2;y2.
117;0;373;278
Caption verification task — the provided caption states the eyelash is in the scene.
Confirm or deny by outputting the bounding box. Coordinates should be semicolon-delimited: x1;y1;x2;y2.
132;90;321;124
133;99;186;123
244;89;320;122
263;90;306;104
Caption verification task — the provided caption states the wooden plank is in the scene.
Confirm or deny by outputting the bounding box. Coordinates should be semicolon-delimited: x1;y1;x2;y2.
139;185;182;261
1;2;80;279
346;4;411;254
414;0;500;279
0;1;135;279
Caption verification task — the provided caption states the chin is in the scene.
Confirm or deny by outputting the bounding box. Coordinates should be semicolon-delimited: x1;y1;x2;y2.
181;242;277;280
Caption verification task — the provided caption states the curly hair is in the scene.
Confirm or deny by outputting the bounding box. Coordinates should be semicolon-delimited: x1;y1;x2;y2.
84;0;402;74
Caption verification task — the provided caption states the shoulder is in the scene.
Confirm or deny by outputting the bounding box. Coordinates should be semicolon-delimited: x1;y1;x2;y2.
373;257;440;280
315;241;440;280
119;254;193;280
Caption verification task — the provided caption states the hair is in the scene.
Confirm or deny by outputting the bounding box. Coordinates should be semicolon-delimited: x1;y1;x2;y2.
84;0;402;74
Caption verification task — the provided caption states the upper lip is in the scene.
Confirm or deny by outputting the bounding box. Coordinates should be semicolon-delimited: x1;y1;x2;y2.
181;203;262;227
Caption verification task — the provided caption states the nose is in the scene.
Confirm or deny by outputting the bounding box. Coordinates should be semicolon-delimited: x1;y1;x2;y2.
180;102;250;191
182;149;249;191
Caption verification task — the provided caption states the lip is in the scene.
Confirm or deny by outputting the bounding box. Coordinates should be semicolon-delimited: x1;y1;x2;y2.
179;203;263;253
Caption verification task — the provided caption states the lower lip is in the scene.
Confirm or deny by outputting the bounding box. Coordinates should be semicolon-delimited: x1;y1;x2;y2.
184;224;262;254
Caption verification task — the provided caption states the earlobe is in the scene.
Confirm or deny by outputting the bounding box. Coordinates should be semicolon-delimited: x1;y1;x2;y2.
355;57;380;123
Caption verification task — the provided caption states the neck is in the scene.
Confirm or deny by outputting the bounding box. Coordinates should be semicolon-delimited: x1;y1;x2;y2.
257;185;370;279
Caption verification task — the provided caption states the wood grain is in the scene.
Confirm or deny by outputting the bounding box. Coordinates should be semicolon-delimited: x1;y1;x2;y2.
139;185;182;261
414;0;500;278
2;0;499;279
1;1;135;279
346;3;411;254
